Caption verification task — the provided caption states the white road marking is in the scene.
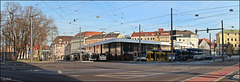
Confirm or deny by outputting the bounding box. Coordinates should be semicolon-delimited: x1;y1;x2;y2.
95;71;165;79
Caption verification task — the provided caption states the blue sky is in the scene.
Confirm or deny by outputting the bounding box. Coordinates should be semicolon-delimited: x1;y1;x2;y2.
1;1;239;41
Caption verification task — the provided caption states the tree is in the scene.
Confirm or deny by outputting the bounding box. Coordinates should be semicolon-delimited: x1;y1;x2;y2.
225;42;234;55
1;2;58;61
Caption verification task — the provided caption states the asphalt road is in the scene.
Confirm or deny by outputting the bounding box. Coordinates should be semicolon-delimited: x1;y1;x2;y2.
1;56;239;81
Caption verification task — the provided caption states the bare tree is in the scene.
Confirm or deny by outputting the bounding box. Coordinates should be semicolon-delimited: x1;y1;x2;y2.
1;2;58;61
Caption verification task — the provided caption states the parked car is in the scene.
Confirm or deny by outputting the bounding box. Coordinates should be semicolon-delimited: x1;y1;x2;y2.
136;53;147;61
203;54;212;60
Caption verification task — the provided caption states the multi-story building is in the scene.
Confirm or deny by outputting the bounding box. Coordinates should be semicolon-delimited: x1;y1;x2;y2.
85;32;123;53
216;30;239;54
131;31;158;41
50;36;73;59
131;29;198;50
174;30;199;49
70;31;105;53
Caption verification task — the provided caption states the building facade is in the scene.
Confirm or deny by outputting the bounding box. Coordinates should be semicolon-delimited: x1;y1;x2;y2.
216;30;239;54
85;32;124;53
51;36;73;59
70;31;105;53
199;38;210;50
174;30;199;49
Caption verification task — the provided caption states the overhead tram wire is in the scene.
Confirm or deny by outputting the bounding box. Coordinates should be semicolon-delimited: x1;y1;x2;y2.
143;16;239;31
56;2;72;21
120;10;238;32
104;4;239;31
76;1;150;21
43;2;86;14
93;2;116;23
42;1;69;23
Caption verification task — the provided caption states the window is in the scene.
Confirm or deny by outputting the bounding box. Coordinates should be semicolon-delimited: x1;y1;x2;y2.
179;39;181;41
227;34;229;35
228;38;229;41
235;34;237;35
235;39;237;41
235;44;237;47
153;38;155;40
183;39;185;41
151;38;152;40
145;38;146;40
141;38;142;40
148;38;149;40
231;38;233;41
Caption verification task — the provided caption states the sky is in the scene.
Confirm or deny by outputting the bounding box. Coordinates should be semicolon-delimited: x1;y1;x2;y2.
1;1;239;41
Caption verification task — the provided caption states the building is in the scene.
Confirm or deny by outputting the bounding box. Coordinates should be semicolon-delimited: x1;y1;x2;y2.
131;29;198;50
131;31;157;41
216;30;239;54
85;32;124;53
51;36;73;59
82;38;191;61
70;31;105;53
174;30;199;49
199;38;210;50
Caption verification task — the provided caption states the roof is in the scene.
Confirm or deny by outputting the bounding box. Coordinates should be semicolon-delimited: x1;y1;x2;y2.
54;36;73;43
74;31;103;37
86;34;106;40
131;30;197;37
81;38;192;48
217;29;239;34
131;32;157;37
104;33;120;38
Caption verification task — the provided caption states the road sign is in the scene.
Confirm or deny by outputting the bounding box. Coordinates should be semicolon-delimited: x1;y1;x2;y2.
34;47;37;50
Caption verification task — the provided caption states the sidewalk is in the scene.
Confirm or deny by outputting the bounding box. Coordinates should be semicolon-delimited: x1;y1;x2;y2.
185;63;239;81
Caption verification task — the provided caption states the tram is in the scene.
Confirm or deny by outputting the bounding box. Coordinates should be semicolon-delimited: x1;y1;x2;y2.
146;50;172;61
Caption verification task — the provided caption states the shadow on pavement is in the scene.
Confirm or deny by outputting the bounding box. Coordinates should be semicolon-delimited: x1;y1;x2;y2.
0;61;80;81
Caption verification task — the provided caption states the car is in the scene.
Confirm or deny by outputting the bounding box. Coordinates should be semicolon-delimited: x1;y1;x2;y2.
203;54;212;60
136;53;147;61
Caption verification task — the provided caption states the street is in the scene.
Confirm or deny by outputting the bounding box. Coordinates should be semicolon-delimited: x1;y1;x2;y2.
1;56;239;81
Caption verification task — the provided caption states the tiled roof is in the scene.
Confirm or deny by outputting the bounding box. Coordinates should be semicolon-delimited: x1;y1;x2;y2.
104;33;120;38
54;36;73;43
131;32;157;37
199;38;211;45
86;34;106;40
74;31;104;37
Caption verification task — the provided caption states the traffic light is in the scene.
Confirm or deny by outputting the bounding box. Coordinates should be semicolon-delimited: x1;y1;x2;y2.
173;36;177;40
195;29;197;34
171;30;176;35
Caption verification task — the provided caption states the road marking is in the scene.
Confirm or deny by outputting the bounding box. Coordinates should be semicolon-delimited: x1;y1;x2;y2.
95;71;165;79
182;63;239;82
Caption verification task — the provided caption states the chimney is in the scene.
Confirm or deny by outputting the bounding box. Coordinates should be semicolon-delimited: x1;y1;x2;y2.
158;28;164;32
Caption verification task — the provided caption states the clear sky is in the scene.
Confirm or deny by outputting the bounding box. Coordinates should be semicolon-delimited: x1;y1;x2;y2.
1;1;239;41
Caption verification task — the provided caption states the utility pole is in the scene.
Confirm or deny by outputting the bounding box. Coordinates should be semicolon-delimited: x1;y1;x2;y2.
30;6;33;63
79;27;82;62
221;20;224;62
209;33;211;55
171;8;174;62
138;24;141;62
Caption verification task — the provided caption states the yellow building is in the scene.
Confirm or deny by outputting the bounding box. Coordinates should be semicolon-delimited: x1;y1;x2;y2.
155;31;172;50
216;30;239;54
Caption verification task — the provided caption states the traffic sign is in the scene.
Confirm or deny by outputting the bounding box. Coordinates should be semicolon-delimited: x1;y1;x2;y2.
30;51;32;53
34;47;37;50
